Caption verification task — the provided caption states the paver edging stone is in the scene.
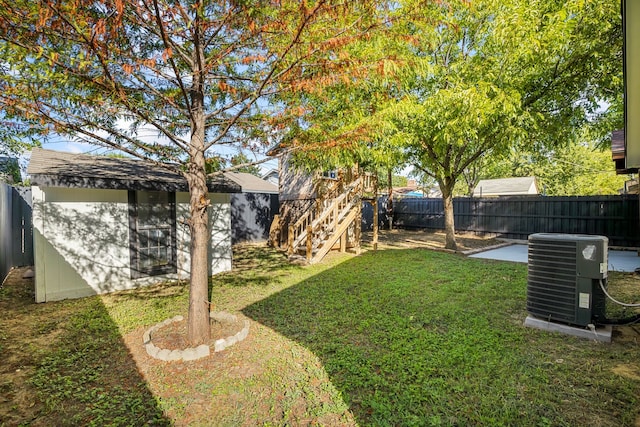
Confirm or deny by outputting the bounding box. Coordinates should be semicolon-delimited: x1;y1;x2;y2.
144;312;250;362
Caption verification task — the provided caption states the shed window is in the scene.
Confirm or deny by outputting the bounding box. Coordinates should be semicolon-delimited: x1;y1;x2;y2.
128;190;177;278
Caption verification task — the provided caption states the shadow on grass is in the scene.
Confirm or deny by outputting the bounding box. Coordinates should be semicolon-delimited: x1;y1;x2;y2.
0;268;170;426
214;243;296;288
243;248;640;426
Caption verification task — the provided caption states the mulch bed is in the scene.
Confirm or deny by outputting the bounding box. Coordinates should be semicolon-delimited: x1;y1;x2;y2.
150;316;246;350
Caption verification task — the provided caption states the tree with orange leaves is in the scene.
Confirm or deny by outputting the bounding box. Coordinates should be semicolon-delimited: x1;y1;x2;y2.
0;0;380;345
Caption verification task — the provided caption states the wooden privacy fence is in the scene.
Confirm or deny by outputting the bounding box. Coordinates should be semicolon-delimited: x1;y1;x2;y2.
1;183;33;282
391;195;640;248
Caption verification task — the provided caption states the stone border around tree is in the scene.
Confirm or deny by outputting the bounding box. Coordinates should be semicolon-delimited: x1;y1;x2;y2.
143;312;250;362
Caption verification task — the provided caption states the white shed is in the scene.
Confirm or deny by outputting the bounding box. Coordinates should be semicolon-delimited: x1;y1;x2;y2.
28;148;242;303
473;176;539;197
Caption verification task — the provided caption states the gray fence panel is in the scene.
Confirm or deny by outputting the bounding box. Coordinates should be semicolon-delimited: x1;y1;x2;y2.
0;183;11;281
393;195;640;248
1;184;33;282
231;193;278;244
361;197;389;231
14;187;33;267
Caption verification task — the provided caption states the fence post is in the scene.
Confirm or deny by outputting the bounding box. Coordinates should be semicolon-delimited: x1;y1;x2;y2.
373;198;379;251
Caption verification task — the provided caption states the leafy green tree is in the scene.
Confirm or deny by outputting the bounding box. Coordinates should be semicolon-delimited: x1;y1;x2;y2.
0;157;21;183
541;144;627;196
0;0;377;344
283;0;621;250
387;174;408;188
476;141;628;196
278;16;410;227
373;0;621;249
230;153;262;177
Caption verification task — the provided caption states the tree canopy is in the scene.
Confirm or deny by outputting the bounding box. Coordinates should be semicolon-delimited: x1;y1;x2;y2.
0;0;379;344
285;0;623;249
472;141;628;197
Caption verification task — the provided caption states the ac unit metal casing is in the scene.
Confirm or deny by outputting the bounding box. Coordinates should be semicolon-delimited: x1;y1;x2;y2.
527;233;608;327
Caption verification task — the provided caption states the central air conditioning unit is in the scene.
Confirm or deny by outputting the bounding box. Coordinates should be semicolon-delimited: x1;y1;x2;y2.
527;233;608;327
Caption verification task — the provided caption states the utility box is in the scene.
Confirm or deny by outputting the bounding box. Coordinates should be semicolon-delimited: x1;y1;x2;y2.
527;233;608;327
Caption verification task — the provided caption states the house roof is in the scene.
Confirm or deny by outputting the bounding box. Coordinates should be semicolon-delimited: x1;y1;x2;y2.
225;171;278;194
473;176;538;197
612;129;625;160
261;168;278;179
27;148;241;193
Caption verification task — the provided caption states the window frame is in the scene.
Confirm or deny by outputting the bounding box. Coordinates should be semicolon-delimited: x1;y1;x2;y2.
128;190;177;279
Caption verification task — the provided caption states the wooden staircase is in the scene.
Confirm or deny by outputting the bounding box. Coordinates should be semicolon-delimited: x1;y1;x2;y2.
287;174;372;264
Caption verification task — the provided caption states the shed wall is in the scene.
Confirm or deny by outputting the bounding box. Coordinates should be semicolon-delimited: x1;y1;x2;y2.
32;187;231;302
231;192;278;244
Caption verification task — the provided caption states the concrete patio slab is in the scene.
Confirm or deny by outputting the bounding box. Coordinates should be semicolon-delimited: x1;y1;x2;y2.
469;243;640;273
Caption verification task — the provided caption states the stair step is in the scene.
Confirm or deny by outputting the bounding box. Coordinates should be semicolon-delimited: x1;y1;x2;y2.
289;179;363;263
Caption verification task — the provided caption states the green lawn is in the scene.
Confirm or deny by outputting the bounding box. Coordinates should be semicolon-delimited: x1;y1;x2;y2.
241;248;640;426
2;243;639;426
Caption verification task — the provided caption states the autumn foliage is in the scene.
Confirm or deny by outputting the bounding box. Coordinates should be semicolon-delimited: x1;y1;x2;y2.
0;0;380;344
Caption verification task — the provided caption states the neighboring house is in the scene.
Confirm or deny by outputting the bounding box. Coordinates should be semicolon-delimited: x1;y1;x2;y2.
424;186;443;198
402;190;426;198
611;130;638;175
386;179;425;199
472;176;539;197
28;148;243;303
612;131;640;194
620;178;639;195
261;168;279;186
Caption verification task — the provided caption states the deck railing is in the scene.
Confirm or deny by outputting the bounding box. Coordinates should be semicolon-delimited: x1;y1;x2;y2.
288;175;363;261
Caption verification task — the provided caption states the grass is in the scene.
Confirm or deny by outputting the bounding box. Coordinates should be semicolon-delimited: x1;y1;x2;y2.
1;241;640;426
0;281;170;426
243;249;640;426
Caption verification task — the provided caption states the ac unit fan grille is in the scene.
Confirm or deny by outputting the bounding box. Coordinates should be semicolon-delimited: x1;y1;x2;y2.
527;240;577;323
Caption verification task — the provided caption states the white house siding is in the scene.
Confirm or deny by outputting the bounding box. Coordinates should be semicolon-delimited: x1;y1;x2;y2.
32;187;232;302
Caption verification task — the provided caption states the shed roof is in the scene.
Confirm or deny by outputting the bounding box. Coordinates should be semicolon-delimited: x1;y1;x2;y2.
473;176;538;197
28;148;242;193
225;171;278;194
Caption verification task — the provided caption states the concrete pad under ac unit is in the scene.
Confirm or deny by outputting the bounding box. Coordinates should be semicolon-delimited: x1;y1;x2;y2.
524;315;612;343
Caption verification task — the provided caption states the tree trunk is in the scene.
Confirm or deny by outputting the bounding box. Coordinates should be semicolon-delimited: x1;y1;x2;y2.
440;179;458;251
186;11;210;346
186;152;211;345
